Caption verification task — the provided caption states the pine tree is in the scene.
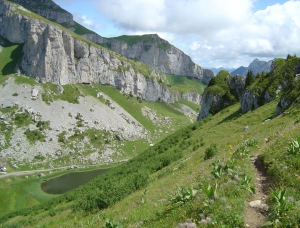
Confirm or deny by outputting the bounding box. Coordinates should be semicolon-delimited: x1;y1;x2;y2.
245;69;255;88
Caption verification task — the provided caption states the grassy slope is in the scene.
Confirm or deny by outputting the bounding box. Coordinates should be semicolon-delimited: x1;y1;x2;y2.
2;98;300;227
165;74;206;94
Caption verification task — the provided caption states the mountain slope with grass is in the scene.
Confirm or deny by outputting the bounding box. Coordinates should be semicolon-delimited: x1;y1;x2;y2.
2;89;300;227
241;55;300;115
1;56;300;228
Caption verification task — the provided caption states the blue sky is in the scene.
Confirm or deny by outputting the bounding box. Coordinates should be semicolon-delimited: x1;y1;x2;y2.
55;0;300;69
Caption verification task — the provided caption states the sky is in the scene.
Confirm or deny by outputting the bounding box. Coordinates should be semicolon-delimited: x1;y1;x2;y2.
54;0;300;69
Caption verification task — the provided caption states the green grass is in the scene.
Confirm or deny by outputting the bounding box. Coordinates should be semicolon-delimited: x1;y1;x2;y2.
9;0;68;13
157;43;171;51
73;21;97;35
249;56;300;104
14;74;37;86
109;34;157;46
0;36;23;77
87;84;191;133
2;99;300;227
165;74;206;94
178;99;200;112
0;165;118;218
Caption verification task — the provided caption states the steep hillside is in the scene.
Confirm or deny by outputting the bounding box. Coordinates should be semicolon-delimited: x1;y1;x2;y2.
241;55;300;115
0;73;199;171
1;95;300;227
231;58;273;76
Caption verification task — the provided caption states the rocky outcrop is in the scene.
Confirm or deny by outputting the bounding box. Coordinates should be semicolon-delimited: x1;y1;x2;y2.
197;94;229;120
240;89;260;113
82;33;214;84
0;0;177;103
9;0;74;25
228;75;246;101
181;92;201;105
197;73;245;120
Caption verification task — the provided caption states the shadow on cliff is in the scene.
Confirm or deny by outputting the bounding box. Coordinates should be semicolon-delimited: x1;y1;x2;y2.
2;43;23;76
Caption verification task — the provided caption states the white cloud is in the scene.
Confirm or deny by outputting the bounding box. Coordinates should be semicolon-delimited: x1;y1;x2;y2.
190;42;201;51
73;13;103;32
57;0;300;68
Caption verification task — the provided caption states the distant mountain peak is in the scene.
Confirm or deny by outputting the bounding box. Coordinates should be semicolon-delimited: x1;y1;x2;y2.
231;58;273;76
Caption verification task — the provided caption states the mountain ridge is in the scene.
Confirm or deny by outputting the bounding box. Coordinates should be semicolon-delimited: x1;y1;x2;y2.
231;58;273;76
8;0;214;84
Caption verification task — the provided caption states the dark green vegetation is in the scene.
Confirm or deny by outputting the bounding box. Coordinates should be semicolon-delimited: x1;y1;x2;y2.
249;55;300;105
0;36;23;76
205;70;235;102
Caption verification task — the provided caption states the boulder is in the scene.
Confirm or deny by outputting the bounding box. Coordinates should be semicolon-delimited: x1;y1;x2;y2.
31;88;39;98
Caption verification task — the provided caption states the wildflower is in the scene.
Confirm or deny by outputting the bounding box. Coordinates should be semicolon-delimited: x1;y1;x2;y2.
200;219;208;225
220;197;226;203
186;219;192;223
227;169;233;174
226;205;232;210
214;194;219;199
229;145;233;150
234;175;241;181
209;199;214;204
206;217;212;223
199;213;205;219
295;201;300;207
288;196;294;202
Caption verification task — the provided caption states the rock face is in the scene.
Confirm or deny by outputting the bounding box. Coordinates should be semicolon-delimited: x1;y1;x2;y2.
82;34;214;84
8;0;214;84
0;0;177;103
9;0;74;25
197;74;245;120
181;92;202;105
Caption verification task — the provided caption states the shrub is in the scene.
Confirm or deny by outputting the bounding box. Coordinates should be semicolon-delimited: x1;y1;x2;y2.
204;143;218;160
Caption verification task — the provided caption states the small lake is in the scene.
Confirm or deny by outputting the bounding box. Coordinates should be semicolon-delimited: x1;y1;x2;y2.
41;168;109;194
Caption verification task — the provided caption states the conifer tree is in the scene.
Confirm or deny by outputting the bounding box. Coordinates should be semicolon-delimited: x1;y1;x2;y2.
245;69;255;88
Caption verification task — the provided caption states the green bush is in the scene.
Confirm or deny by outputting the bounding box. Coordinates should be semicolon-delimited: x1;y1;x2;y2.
204;143;218;160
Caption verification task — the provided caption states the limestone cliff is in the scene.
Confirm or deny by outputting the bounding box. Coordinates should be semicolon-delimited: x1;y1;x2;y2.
82;34;214;84
0;0;177;103
8;0;213;85
197;71;245;120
